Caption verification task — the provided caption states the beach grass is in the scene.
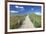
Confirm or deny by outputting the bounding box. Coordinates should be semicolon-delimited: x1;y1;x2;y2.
29;13;41;28
10;15;26;29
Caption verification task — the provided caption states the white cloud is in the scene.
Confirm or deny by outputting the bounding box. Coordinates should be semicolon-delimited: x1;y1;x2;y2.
34;12;41;15
15;6;24;9
11;11;19;13
15;6;19;8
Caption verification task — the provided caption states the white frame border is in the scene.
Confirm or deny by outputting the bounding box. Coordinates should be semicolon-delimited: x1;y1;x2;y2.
7;2;43;32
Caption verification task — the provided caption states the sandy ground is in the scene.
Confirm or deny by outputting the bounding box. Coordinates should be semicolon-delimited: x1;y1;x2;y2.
19;15;35;29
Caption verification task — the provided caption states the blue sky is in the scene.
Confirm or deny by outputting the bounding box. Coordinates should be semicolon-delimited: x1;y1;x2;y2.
10;4;41;15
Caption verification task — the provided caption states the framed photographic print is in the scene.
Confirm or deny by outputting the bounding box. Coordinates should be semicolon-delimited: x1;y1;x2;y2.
5;1;45;34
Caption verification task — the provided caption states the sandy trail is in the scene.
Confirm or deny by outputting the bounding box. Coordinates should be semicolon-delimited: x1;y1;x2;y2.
19;15;35;29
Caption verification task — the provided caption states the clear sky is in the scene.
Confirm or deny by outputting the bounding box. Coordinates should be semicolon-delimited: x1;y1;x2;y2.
10;4;41;15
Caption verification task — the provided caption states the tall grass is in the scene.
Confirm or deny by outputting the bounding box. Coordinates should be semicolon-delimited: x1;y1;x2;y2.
10;13;41;29
10;15;26;29
29;13;41;28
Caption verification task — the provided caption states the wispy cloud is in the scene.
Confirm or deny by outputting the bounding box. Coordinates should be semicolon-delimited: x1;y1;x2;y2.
34;12;41;15
15;6;19;8
11;11;19;13
15;6;24;11
15;6;24;8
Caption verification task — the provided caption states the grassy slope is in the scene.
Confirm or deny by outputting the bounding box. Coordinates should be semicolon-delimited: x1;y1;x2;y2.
29;13;41;28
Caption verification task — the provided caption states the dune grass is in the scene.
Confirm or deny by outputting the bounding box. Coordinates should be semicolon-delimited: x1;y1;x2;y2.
29;13;41;28
10;13;41;29
10;15;26;29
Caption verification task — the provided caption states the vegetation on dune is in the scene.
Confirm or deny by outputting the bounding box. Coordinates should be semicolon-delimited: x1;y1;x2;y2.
29;13;41;28
10;13;41;29
10;15;26;29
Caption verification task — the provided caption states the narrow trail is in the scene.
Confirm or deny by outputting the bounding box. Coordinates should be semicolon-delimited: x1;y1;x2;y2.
19;15;35;29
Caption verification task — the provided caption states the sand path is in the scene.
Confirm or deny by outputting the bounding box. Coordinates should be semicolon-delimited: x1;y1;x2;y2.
19;15;35;29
